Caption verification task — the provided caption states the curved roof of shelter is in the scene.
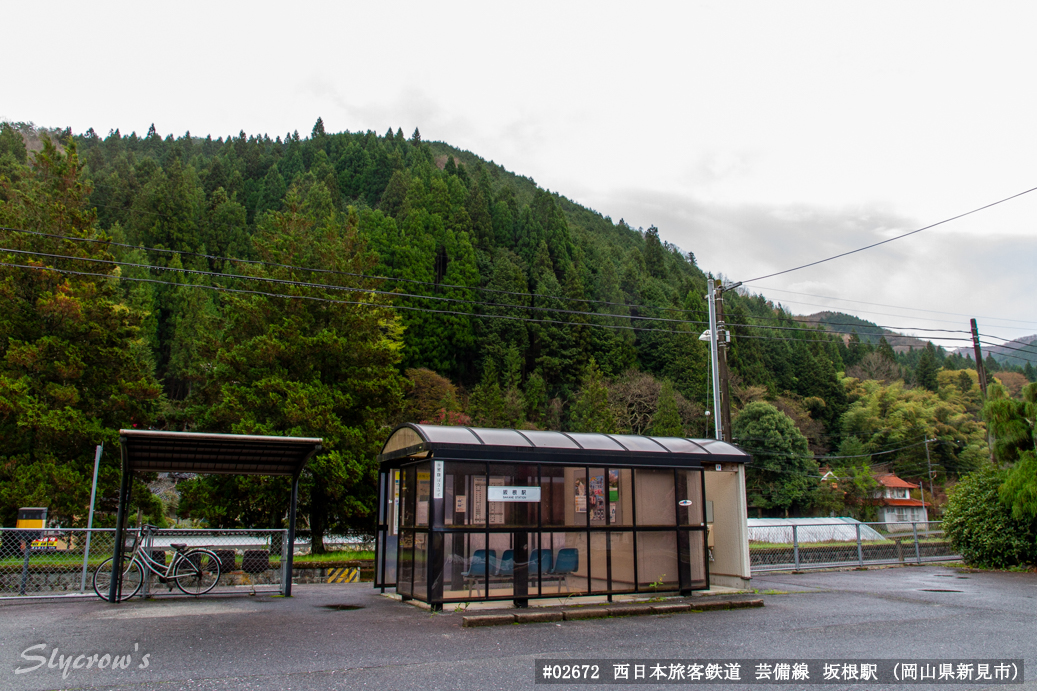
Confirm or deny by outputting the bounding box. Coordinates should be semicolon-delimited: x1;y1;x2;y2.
377;423;750;467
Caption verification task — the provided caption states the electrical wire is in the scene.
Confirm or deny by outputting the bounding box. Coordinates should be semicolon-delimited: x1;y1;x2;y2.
4;226;1010;339
0;261;709;336
0;245;717;327
0;244;994;348
0;226;712;318
741;184;1037;284
13;243;980;344
737;438;938;461
742;284;1037;328
978;341;1037;365
6;226;1012;349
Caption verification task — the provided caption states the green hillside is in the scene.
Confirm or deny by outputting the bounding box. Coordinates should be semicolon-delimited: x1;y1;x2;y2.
0;119;1021;537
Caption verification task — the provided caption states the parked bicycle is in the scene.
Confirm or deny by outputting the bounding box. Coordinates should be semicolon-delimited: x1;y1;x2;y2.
93;524;222;601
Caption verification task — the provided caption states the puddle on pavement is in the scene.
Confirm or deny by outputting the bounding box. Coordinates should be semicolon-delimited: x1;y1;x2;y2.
322;604;364;611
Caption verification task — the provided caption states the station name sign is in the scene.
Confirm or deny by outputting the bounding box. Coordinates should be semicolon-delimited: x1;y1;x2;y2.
488;487;542;502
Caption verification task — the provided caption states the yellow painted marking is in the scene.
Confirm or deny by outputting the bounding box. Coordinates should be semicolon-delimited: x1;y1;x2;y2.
326;568;359;583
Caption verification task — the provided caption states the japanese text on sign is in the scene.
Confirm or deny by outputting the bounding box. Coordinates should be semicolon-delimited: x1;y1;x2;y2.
488;486;541;502
534;659;1023;684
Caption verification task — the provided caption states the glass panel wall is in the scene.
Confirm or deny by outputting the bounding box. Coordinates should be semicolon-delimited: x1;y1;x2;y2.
444;462;486;527
539;531;587;595
444;532;488;599
377;469;401;587
494;463;539;528
392;459;710;604
590;532;608;593
680;530;708;590
635;469;676;526
609;531;636;593
609;468;633;527
541;466;586;527
677;469;705;527
589;467;607;527
637;531;679;590
397;530;413;597
413;531;429;594
401;465;415;528
415;462;431;527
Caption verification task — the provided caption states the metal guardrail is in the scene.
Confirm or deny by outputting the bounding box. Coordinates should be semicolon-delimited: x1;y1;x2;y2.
0;528;288;600
749;521;958;573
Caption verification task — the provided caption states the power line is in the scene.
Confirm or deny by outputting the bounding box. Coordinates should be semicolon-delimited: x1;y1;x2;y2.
1;259;920;352
978;341;1037;366
743;284;1037;328
0;226;712;319
764;298;993;329
0;261;709;337
979;333;1037;352
14;243;973;344
0;244;991;347
741;184;1037;284
737;438;940;462
0;245;716;328
3;226;1002;340
731;320;973;342
736;440;967;480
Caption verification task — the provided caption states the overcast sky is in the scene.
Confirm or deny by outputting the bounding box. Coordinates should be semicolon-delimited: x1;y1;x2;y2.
6;1;1036;351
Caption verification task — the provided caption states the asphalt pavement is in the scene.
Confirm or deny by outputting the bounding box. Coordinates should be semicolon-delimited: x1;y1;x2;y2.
1;565;1034;690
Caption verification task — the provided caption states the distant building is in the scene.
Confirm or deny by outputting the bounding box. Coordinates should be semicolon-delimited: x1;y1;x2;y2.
872;474;928;527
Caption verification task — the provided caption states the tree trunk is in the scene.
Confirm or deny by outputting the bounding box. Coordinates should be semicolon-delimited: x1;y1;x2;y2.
309;484;327;555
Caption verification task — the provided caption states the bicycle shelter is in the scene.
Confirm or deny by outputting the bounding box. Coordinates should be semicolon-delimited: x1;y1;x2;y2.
374;424;752;610
109;430;322;602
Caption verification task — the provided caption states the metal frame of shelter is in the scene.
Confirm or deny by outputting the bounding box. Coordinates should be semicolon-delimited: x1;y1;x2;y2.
109;430;322;602
374;424;751;610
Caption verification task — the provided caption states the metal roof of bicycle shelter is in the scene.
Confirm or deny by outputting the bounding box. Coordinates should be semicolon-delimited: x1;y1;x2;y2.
108;430;322;602
377;423;750;467
119;429;323;476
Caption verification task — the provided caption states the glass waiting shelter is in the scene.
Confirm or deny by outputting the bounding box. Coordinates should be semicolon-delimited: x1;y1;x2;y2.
374;424;752;610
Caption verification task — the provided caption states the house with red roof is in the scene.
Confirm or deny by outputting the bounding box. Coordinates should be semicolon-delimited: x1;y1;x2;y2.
872;473;928;527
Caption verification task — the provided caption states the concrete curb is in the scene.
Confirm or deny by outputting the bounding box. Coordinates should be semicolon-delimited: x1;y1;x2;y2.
461;598;763;627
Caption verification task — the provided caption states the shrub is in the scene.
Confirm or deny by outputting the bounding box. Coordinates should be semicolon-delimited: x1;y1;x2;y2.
942;465;1037;568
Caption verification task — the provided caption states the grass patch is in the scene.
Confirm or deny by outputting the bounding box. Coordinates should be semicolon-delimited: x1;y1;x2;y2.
293;550;374;562
0;554;108;568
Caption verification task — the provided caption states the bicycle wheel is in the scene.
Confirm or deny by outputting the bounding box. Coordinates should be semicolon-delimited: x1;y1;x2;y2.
93;555;143;602
174;549;221;595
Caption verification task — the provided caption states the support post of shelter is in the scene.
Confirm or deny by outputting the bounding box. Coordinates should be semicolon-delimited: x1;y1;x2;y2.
284;472;300;597
108;442;133;603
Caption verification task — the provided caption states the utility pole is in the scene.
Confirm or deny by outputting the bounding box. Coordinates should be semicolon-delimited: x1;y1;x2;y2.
706;279;722;440
924;437;936;520
715;283;734;443
970;318;988;396
970;318;995;464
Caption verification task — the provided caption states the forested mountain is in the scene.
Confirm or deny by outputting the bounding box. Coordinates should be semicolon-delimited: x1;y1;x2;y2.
0;120;1030;539
797;311;927;351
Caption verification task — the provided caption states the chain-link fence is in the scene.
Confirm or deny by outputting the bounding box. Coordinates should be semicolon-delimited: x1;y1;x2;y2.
1;528;289;600
749;521;958;573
